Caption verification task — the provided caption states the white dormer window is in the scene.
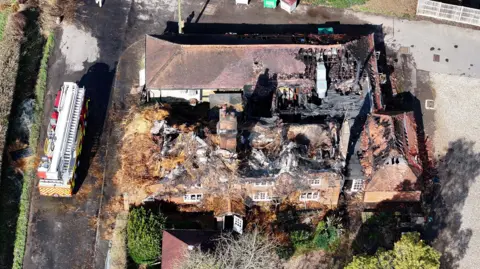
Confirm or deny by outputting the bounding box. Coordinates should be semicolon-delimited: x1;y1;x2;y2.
309;179;321;186
253;181;274;187
300;192;319;201
184;193;203;202
253;192;271;201
351;179;363;192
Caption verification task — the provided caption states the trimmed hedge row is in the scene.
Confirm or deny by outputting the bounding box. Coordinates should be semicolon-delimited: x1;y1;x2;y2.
11;31;54;269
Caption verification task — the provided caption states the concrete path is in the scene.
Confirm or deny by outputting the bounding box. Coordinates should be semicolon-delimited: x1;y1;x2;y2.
351;11;480;78
428;73;480;269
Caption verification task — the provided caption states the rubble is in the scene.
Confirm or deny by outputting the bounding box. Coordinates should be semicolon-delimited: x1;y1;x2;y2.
120;34;390;212
248;117;284;153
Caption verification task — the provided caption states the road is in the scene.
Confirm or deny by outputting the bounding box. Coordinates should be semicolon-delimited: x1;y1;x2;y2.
23;0;480;268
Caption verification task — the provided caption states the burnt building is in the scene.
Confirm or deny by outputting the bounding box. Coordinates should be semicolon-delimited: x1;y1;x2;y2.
359;112;423;209
143;31;384;221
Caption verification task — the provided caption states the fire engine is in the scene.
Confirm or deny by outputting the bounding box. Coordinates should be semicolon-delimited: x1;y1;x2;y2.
37;82;89;197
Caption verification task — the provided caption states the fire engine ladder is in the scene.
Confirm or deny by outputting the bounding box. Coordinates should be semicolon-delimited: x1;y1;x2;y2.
60;86;85;181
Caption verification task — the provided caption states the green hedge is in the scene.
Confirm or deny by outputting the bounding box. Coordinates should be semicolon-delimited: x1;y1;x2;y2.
29;32;54;149
127;207;166;265
11;32;54;269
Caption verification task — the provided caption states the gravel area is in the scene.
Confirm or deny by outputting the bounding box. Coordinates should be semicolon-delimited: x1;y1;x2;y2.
432;73;480;155
430;73;480;269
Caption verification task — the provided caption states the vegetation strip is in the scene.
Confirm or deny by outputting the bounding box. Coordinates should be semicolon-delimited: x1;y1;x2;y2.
11;32;54;269
0;8;10;40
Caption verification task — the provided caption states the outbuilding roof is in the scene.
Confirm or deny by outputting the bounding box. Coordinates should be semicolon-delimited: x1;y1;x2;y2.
161;230;218;269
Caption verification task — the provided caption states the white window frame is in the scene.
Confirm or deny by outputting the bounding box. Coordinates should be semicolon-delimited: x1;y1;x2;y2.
300;192;320;201
183;193;203;202
252;192;271;201
253;181;274;187
233;215;243;234
309;179;321;186
351;179;363;192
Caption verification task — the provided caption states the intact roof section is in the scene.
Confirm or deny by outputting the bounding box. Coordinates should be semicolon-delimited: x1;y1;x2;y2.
161;230;218;269
145;35;346;90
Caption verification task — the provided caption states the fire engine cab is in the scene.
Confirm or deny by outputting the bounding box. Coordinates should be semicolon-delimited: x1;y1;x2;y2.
37;82;89;197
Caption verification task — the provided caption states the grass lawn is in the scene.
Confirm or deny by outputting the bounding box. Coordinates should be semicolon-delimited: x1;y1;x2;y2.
303;0;366;9
303;0;417;18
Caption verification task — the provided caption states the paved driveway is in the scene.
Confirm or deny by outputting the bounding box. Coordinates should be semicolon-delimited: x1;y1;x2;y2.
23;1;480;268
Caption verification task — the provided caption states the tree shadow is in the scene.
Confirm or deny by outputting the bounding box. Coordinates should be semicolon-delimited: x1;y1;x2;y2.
425;139;480;269
345;139;480;268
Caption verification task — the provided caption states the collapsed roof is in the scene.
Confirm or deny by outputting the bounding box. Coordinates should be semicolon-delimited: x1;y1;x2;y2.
360;112;422;203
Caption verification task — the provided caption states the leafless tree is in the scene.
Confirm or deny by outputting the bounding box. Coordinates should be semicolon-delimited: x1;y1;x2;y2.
176;250;219;269
176;230;281;269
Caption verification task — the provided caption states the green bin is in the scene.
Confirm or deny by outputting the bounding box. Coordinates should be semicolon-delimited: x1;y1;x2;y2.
318;27;334;34
264;0;277;8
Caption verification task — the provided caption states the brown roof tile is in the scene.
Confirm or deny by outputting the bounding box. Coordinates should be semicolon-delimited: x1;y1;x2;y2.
145;35;344;89
161;230;218;269
361;112;423;202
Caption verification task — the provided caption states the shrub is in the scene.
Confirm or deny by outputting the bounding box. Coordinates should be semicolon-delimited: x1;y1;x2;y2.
127;207;166;265
312;221;339;250
290;230;312;248
276;245;294;260
346;232;441;269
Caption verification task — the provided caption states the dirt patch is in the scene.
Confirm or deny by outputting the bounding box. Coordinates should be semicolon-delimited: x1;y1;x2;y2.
352;0;417;18
284;249;331;269
101;195;124;239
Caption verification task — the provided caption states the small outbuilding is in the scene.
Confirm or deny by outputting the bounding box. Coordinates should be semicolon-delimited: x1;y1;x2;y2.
264;0;277;8
236;0;249;5
280;0;297;13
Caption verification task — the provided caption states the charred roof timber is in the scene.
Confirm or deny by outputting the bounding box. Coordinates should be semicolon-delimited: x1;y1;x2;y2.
142;32;385;209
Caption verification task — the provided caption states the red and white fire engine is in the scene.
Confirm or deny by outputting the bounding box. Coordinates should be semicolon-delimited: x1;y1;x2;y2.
37;82;89;197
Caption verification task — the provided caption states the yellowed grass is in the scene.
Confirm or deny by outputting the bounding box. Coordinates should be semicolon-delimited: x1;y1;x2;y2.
352;0;417;18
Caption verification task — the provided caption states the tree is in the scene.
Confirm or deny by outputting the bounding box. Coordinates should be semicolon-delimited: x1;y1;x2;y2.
177;250;219;269
127;207;166;265
346;232;441;269
177;230;281;269
393;232;441;269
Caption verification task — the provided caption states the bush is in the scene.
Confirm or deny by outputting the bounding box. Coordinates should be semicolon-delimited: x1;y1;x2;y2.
127;207;166;265
290;230;312;248
346;232;441;269
288;220;341;255
312;221;339;250
276;245;294;260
